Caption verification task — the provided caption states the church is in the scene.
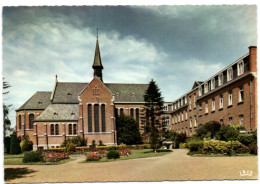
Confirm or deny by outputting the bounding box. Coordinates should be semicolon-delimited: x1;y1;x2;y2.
16;37;149;150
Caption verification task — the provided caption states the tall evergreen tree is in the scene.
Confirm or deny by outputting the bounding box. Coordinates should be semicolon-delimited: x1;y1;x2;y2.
143;79;164;153
10;132;21;155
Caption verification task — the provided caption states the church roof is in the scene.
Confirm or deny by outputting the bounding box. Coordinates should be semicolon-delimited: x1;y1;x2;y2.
16;91;52;111
51;82;148;103
92;38;103;69
35;104;79;121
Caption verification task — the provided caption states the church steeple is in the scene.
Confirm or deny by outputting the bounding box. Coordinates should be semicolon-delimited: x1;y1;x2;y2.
92;28;103;82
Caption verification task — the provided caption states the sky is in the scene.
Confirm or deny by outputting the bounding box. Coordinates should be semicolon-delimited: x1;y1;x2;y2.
2;5;257;128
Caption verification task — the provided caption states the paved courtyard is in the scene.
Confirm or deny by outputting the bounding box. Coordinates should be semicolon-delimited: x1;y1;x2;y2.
4;149;258;183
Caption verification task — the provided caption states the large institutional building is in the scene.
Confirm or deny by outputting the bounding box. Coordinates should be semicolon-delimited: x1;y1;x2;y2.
16;37;257;149
162;46;257;136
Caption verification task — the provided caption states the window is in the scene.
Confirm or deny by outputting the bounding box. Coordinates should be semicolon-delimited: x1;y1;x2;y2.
69;124;72;135
29;114;34;129
94;104;99;132
55;124;59;135
189;96;192;110
194;116;197;127
181;112;184;121
136;109;139;124
227;68;233;81
185;111;188;120
73;124;77;135
51;124;55;135
238;86;244;102
193;93;196;108
190;117;192;127
219;94;223;109
204;83;208;93
218;73;223;86
101;104;106;132
211;78;215;90
184;96;187;104
88;104;92;132
18;115;22;130
239;115;244;127
181;99;183;106
220;119;224;125
199;103;202;110
205;101;208;114
178;114;180;122
198;86;202;96
229;117;233;124
130;108;134;118
228;90;232;106
212;98;215;111
120;108;124;116
237;61;244;76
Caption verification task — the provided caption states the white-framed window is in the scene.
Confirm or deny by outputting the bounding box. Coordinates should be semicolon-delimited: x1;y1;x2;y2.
238;86;244;102
205;101;208;113
239;115;244;127
182;112;184;121
229;117;233;124
204;83;208;93
212;98;215;111
174;103;177;109
219;94;223;109
178;114;180;122
175;116;177;124
218;73;223;86
193;93;196;108
227;67;233;81
185;96;187;104
185;111;188;120
228;90;233;106
237;61;244;76
163;105;168;111
194;115;197;127
211;78;215;90
189;96;192;110
198;86;202;96
181;99;183;106
199;103;202;110
190;117;192;127
178;100;180;108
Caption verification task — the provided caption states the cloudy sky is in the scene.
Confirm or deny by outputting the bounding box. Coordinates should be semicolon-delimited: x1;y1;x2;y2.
2;5;257;127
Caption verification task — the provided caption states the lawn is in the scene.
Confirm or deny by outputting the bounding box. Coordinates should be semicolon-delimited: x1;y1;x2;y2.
4;154;73;165
82;149;172;163
187;151;257;157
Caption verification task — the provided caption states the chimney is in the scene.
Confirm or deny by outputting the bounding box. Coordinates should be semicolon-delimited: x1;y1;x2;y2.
249;46;257;73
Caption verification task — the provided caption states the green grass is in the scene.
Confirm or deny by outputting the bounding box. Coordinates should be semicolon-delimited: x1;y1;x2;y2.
81;149;172;163
188;151;257;157
4;154;74;165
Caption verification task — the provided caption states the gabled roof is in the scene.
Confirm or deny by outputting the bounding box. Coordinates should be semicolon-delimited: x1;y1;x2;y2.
51;82;148;103
16;91;52;111
52;82;88;103
35;104;78;121
192;81;203;89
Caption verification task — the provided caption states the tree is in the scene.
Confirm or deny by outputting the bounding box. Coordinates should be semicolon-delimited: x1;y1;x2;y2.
195;121;221;139
20;135;33;152
10;132;21;155
3;78;12;137
143;79;164;153
116;115;142;145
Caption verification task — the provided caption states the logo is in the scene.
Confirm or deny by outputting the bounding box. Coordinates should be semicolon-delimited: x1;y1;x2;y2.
239;170;253;176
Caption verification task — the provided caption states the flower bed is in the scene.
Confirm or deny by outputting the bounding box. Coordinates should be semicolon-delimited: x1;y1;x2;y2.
86;152;103;161
117;148;131;156
39;151;70;162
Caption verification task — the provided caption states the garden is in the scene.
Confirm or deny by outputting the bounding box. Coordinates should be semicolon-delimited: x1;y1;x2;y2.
164;121;257;157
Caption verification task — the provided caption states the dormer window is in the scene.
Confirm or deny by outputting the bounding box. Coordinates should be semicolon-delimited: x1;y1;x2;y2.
218;73;223;86
211;78;215;90
54;112;58;116
237;61;244;76
38;101;42;105
198;86;202;96
67;93;72;96
204;83;208;94
71;112;75;116
132;93;135;97
227;67;233;81
116;93;119;97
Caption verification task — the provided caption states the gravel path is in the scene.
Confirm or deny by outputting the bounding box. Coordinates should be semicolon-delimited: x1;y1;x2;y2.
4;149;258;183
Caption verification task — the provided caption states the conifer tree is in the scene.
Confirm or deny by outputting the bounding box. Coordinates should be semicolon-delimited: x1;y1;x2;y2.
143;79;163;153
10;132;21;155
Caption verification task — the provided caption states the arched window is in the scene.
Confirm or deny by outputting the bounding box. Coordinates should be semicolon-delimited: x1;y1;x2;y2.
29;114;34;129
55;124;59;135
69;124;72;135
88;104;92;132
94;104;99;132
136;109;139;124
120;108;124;116
50;124;55;135
18;115;22;130
101;104;106;132
73;124;77;135
130;108;134;118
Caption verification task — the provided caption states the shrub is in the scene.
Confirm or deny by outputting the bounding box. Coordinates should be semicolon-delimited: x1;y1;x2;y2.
107;150;120;159
179;143;187;149
23;151;43;163
175;133;186;148
61;136;87;147
10;133;21;155
248;144;257;155
86;152;103;161
98;140;105;146
117;148;131;156
202;140;228;154
4;137;11;154
40;151;70;162
107;146;117;151
238;134;255;146
89;140;96;148
187;140;203;152
65;143;76;153
20;135;33;152
195;121;221;139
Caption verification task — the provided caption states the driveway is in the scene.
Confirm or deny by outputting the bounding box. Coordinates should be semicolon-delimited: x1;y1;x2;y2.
4;149;258;183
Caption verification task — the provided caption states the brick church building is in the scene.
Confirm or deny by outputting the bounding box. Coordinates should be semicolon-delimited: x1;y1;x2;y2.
16;37;149;150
